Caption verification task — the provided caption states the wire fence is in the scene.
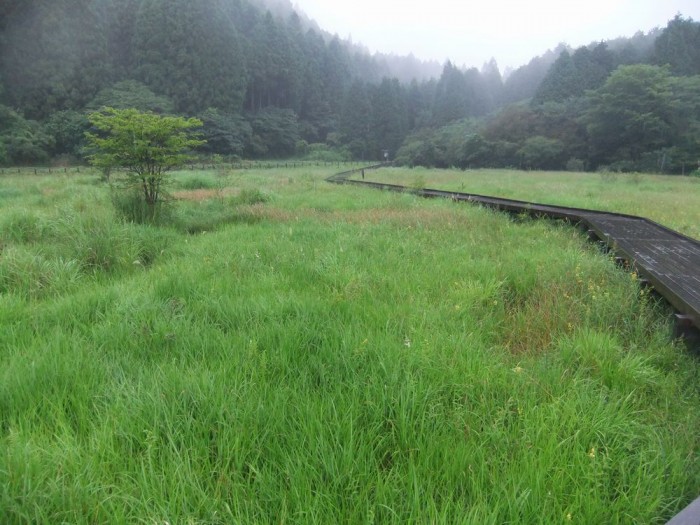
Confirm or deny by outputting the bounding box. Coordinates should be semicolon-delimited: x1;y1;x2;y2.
0;160;370;176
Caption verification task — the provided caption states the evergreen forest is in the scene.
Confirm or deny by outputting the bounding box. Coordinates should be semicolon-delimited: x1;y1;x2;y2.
0;0;699;173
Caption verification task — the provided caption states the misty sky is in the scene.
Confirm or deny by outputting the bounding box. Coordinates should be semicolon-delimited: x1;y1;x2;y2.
292;0;700;70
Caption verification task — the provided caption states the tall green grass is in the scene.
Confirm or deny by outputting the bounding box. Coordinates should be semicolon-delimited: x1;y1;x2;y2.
357;167;700;239
0;167;698;523
0;197;176;298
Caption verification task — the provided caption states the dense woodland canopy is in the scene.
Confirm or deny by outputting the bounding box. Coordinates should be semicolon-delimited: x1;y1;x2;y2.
0;0;698;173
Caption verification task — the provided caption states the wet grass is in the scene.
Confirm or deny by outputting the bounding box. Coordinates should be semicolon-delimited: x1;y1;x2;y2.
356;167;700;239
0;166;698;523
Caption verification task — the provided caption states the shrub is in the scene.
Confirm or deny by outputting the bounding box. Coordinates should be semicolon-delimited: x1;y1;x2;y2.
86;108;204;224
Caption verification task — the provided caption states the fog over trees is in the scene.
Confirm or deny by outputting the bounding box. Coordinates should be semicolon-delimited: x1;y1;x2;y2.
0;0;698;173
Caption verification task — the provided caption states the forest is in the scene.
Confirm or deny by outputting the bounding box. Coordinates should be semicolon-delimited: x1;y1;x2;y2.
0;0;699;173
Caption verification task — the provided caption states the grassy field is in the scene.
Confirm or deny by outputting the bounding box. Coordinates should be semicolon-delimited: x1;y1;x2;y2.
353;167;700;239
1;165;699;523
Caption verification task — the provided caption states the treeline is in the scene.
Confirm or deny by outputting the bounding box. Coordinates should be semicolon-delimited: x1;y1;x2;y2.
0;0;563;165
397;16;700;174
0;0;394;163
0;0;698;173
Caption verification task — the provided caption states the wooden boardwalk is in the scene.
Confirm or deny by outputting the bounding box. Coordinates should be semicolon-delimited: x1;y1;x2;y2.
328;168;700;333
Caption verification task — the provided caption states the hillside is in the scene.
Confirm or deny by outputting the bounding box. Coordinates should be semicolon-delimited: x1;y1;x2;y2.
0;1;698;172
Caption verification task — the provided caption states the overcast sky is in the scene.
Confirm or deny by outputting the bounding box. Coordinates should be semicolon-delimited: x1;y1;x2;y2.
291;0;700;71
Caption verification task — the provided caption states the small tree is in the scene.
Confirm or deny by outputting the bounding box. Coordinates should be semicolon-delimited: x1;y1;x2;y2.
86;107;204;222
